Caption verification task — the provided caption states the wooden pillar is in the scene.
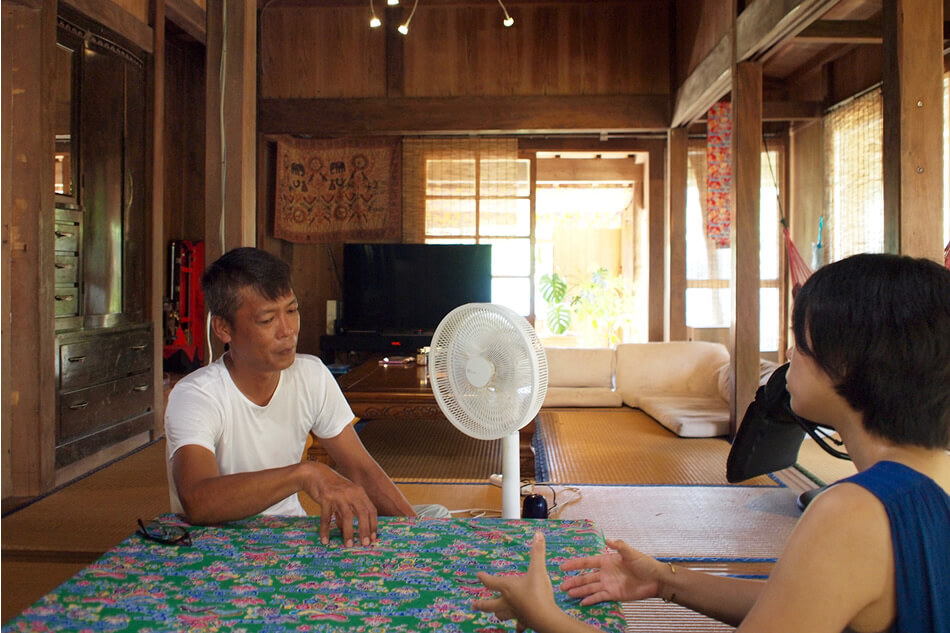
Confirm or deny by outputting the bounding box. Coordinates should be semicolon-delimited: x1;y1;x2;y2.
729;61;762;435
881;0;944;261
667;127;688;341
646;140;667;341
3;0;57;495
150;0;166;435
205;0;257;266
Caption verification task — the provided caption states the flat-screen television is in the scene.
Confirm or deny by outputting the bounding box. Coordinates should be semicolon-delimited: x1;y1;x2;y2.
341;243;492;335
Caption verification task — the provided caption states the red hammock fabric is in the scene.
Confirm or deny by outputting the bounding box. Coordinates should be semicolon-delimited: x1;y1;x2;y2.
784;226;813;296
944;240;949;270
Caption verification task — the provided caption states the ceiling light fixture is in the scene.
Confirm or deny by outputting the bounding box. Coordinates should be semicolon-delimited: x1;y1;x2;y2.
387;0;399;5
369;0;381;27
497;0;514;27
398;0;418;35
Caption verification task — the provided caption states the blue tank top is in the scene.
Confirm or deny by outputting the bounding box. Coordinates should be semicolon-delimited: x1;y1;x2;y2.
837;461;950;633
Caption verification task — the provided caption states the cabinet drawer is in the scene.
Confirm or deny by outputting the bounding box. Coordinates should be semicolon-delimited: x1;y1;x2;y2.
54;218;80;253
54;254;80;285
58;373;153;442
59;328;152;390
54;287;79;317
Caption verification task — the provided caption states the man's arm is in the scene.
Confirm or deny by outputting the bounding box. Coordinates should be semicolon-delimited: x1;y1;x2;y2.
318;423;416;518
171;442;382;546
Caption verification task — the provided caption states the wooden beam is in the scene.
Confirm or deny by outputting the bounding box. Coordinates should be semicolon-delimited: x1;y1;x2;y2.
149;0;166;438
4;0;57;496
672;32;732;128
763;100;823;121
260;95;670;135
536;158;640;182
795;19;881;44
730;61;762;436
60;0;154;53
672;0;839;127
882;0;944;261
667;127;687;341
166;0;206;45
645;139;667;342
205;0;257;268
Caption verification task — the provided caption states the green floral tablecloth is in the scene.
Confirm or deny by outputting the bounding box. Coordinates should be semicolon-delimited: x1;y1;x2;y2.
6;515;626;632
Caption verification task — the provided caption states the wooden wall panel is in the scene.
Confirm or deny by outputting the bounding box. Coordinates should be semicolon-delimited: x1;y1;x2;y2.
260;2;670;100
259;6;387;99
674;0;732;87
163;38;206;243
827;45;882;107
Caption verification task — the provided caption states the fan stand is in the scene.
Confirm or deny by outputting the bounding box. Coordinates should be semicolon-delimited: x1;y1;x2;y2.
500;432;521;519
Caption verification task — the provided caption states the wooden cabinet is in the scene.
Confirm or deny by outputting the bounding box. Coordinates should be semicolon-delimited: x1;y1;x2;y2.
55;326;154;468
51;14;154;469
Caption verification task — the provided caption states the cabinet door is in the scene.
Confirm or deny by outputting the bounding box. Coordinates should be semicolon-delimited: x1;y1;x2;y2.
80;41;125;316
123;57;147;321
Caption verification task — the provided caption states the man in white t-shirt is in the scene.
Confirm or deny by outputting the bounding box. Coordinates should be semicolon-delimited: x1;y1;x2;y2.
165;247;436;548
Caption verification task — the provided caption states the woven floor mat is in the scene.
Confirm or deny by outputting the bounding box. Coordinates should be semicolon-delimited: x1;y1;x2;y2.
794;436;857;486
622;601;736;632
2;440;170;559
551;485;799;559
537;410;778;487
358;418;503;483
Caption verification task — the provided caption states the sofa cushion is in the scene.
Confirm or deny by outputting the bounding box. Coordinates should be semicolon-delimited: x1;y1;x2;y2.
637;394;730;437
542;387;624;408
715;359;782;403
615;341;729;407
544;347;615;388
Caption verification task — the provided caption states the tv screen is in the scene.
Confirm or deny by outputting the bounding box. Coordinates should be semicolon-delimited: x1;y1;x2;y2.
341;243;492;334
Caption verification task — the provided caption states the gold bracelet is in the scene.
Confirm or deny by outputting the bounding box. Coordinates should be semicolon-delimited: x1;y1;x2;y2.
662;563;676;604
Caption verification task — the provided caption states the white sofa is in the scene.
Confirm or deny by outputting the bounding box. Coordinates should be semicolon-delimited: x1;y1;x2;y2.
542;342;774;438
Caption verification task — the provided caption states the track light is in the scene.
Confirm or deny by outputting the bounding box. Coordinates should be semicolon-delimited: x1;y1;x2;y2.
369;0;381;27
398;0;418;35
497;0;514;27
371;0;514;34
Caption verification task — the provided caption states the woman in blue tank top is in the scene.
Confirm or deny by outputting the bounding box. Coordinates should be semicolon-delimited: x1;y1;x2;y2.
473;253;950;633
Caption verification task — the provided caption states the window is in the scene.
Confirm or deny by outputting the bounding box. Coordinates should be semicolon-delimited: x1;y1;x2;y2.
405;138;533;317
685;142;782;353
823;89;884;260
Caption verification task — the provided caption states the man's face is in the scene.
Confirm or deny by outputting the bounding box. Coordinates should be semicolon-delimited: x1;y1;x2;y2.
221;288;300;374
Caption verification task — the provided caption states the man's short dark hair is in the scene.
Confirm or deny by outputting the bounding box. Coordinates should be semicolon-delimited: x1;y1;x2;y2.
792;253;950;448
202;247;294;324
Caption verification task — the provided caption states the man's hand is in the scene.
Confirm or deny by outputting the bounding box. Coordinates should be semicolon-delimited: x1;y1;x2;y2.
473;531;569;633
299;461;379;547
559;539;663;605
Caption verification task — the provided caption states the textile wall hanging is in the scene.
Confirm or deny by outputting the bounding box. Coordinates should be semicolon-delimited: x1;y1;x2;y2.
706;101;732;248
275;136;401;243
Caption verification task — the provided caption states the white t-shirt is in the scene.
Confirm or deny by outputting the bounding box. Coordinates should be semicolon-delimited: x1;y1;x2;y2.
164;353;354;516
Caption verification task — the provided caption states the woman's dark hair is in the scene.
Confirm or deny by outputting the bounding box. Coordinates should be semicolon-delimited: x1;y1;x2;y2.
792;253;950;448
201;247;294;324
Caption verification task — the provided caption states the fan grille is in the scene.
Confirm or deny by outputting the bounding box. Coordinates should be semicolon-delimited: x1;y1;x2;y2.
429;304;548;440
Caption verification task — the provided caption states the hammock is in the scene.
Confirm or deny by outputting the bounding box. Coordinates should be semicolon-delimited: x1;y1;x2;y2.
945;240;950;270
784;224;813;295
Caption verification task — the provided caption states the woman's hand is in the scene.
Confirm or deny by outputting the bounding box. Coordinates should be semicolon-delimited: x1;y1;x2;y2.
559;539;664;605
473;531;569;633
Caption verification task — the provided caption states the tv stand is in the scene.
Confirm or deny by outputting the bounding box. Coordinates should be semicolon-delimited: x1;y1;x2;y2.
320;332;432;362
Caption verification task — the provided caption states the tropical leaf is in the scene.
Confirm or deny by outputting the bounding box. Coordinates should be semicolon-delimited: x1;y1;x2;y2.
546;303;572;335
539;273;568;304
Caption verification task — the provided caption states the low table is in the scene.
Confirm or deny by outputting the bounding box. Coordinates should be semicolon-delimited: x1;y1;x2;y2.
7;514;626;632
313;357;537;479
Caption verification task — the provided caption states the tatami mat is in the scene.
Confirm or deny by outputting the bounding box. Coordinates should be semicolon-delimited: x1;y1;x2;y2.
537;410;778;487
794;436;857;485
358;418;503;483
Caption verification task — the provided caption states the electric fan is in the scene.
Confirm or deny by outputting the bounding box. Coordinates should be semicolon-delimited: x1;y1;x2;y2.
428;303;549;518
